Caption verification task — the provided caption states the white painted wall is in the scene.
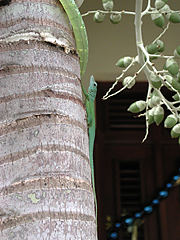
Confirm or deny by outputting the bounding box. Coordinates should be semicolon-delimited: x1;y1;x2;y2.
80;0;180;85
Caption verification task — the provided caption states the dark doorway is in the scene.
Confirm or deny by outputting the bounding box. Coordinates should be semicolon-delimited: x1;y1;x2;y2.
95;82;180;240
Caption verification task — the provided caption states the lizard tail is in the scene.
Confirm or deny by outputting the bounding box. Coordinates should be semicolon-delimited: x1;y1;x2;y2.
89;129;97;220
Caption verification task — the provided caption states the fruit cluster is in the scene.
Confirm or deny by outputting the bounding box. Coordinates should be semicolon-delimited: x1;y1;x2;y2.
152;0;180;28
112;0;180;143
90;0;180;142
127;42;180;142
93;0;122;24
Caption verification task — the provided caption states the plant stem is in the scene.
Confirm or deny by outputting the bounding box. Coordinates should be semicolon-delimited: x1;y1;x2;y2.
135;0;151;78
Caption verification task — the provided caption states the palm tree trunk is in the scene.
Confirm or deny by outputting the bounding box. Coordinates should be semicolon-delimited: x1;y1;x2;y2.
0;0;97;239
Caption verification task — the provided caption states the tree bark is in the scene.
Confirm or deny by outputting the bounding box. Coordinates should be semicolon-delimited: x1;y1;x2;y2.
0;0;97;239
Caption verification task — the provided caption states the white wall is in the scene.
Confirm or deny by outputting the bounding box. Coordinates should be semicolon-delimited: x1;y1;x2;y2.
80;0;180;84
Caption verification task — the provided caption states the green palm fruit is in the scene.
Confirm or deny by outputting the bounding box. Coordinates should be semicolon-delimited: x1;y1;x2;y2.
147;108;155;125
160;4;171;14
177;72;180;82
93;11;106;23
150;56;159;61
174;46;180;58
164;74;173;90
151;12;165;28
102;0;114;11
148;91;161;107
163;63;167;70
147;40;164;55
168;12;180;23
148;98;154;108
172;93;180;101
122;76;136;89
116;57;133;68
150;95;161;106
127;100;146;113
165;58;179;76
171;78;180;92
150;71;162;89
152;89;159;96
164;114;178;128
156;39;165;52
147;43;159;54
154;105;164;125
171;124;180;138
155;0;168;10
164;75;180;91
110;13;122;24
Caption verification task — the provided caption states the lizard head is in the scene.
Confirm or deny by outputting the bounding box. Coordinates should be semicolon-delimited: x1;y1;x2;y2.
88;75;97;101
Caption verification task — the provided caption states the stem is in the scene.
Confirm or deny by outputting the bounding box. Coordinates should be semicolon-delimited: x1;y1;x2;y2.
103;58;149;100
152;23;170;43
102;58;136;100
134;0;179;140
135;0;151;79
142;84;152;142
149;54;173;59
82;10;135;17
142;0;151;16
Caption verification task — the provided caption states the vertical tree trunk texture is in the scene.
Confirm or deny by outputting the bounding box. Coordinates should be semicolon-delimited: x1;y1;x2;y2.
0;0;97;239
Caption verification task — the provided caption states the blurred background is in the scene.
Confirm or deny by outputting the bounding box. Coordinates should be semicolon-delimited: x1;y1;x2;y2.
80;1;180;240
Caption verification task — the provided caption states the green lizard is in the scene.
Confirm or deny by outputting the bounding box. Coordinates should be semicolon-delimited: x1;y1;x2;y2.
58;0;98;219
82;75;98;219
